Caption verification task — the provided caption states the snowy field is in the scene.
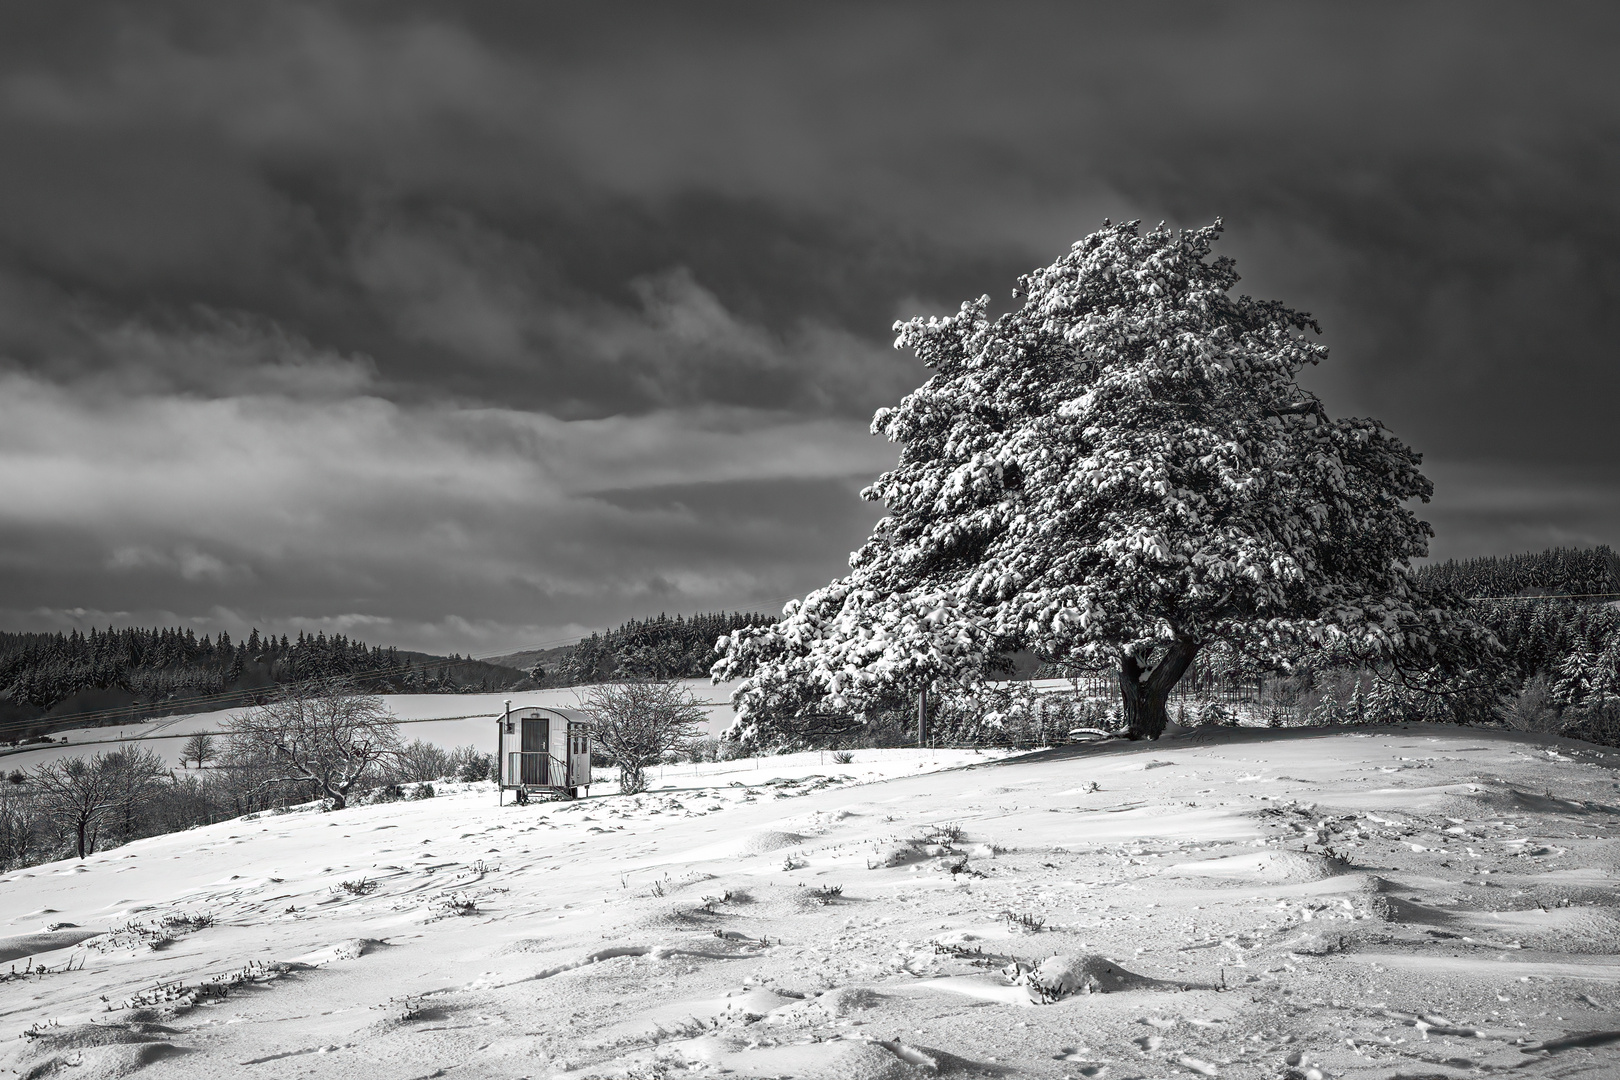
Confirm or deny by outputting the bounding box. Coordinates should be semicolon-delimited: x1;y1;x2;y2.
0;680;745;774
5;725;1620;1078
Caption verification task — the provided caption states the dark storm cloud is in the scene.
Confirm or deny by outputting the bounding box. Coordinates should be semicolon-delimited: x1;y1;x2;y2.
0;2;1615;650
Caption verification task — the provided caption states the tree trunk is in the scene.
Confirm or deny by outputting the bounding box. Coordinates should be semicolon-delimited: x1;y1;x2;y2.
1119;640;1200;740
75;819;88;860
620;763;647;796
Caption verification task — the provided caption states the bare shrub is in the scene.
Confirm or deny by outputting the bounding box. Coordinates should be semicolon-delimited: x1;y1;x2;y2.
686;737;722;763
446;745;494;783
32;754;118;858
0;781;43;869
100;747;169;847
392;739;451;783
1498;674;1561;733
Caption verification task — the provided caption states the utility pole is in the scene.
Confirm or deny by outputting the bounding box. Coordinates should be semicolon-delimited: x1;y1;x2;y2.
499;699;511;805
917;687;927;748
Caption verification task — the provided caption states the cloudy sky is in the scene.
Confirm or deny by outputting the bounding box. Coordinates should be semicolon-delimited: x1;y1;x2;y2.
0;4;1616;657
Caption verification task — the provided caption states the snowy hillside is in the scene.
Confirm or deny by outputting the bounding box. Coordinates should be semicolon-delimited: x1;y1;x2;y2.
5;727;1620;1078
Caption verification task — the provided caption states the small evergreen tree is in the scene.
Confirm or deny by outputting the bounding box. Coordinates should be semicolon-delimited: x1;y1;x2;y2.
1553;647;1597;708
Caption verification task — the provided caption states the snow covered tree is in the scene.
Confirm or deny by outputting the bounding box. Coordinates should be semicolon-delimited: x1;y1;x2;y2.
1348;679;1367;725
1553;647;1597;708
1592;636;1620;708
1365;677;1402;724
717;219;1486;739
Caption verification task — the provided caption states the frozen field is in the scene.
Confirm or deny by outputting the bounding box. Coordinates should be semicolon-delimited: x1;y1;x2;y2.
4;726;1620;1078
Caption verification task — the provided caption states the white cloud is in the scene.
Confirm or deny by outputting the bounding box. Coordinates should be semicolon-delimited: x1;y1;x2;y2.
0;344;896;651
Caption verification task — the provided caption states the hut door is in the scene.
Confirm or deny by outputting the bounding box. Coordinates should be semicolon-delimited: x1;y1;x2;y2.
521;716;549;786
567;723;591;788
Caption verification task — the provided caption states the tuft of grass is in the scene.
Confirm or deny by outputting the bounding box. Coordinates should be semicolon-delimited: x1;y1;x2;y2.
1003;910;1046;933
809;884;843;905
429;893;480;919
337;877;378;896
114;960;286;1011
832;751;855;765
1;953;85;983
782;853;809;871
378;995;429;1022
160;911;214;931
932;941;995;967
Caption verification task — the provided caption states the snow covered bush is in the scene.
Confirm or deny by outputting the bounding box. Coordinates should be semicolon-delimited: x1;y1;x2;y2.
447;745;494;784
717;219;1490;741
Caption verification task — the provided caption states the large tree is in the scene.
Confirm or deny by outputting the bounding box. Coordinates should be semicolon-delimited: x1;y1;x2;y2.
716;219;1480;739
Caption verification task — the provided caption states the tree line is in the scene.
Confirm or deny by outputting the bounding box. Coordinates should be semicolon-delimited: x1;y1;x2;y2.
1416;545;1619;600
0;626;528;735
543;612;776;685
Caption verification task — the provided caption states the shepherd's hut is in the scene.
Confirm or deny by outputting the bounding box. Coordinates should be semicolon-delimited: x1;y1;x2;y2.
496;704;592;803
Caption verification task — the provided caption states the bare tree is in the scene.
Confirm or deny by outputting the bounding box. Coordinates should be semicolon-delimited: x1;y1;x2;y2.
32;754;117;858
581;680;707;795
100;747;169;846
181;732;217;770
0;781;41;870
223;684;401;810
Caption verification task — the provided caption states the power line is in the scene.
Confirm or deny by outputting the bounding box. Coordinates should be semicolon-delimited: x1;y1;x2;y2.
1462;591;1620;602
0;711;512;761
0;649;539;741
0;605;785;740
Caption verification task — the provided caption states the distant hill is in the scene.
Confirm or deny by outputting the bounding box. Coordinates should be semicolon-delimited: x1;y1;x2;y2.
493;612;778;687
480;643;574;678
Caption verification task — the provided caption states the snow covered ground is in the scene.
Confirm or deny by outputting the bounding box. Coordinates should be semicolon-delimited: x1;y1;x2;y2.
5;725;1620;1078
